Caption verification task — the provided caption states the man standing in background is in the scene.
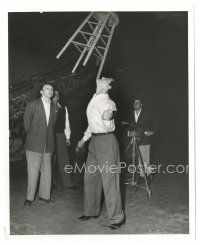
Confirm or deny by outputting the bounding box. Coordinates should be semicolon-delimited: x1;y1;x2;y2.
52;90;75;189
126;98;157;181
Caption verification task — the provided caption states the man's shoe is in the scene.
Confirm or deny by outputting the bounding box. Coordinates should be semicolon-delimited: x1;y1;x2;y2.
109;220;125;230
24;199;32;207
38;197;54;204
78;215;99;221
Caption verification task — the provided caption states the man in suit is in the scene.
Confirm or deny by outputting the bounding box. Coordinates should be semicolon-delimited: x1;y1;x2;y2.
23;83;56;207
126;98;157;181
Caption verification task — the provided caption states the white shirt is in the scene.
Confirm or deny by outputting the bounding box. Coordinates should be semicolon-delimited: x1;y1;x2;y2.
134;108;141;123
83;93;117;141
57;103;71;139
41;97;50;125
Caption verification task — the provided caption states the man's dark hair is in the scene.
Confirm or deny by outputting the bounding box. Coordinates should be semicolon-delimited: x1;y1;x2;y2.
54;89;65;107
134;98;142;103
40;82;54;91
36;82;54;98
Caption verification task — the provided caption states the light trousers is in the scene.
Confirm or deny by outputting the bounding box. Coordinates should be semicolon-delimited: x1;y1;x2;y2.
138;145;151;176
26;150;52;201
126;144;151;179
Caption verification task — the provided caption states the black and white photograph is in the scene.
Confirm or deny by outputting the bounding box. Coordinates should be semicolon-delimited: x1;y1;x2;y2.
1;0;199;241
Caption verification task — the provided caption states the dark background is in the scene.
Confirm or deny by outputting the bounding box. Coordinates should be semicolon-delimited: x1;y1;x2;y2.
8;12;188;165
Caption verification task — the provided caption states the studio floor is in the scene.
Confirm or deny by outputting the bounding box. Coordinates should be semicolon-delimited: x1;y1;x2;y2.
9;159;189;235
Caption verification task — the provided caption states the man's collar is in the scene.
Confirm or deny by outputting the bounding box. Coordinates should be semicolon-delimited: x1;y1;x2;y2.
41;96;50;104
134;108;142;113
94;93;109;98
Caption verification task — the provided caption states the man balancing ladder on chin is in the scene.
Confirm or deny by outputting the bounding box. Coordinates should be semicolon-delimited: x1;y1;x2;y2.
77;77;125;230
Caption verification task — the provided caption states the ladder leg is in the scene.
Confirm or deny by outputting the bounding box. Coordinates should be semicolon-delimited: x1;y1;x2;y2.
83;13;110;67
72;18;103;74
56;12;94;59
96;23;116;79
72;48;87;73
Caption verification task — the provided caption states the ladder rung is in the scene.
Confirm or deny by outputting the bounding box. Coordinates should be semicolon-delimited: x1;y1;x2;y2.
80;30;97;36
88;20;100;25
105;25;111;34
73;42;83;53
96;46;106;50
80;32;88;42
99;36;106;46
72;41;90;48
88;22;94;31
93;52;102;60
94;46;103;59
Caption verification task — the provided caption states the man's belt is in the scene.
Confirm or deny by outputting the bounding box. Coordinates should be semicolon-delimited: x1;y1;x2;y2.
92;132;113;136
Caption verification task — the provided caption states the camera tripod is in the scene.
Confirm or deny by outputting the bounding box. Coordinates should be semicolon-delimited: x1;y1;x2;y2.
124;128;152;199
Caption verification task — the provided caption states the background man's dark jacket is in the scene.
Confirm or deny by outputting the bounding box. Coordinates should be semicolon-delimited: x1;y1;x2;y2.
126;108;158;145
23;98;56;153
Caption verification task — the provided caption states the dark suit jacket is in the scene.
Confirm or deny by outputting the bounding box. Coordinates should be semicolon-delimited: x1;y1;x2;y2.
126;108;157;145
23;98;56;153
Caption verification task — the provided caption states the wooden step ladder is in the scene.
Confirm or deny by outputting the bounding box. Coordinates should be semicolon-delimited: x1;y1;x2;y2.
56;12;119;79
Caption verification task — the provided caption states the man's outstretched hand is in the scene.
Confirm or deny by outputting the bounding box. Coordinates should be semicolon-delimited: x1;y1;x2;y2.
77;139;86;148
